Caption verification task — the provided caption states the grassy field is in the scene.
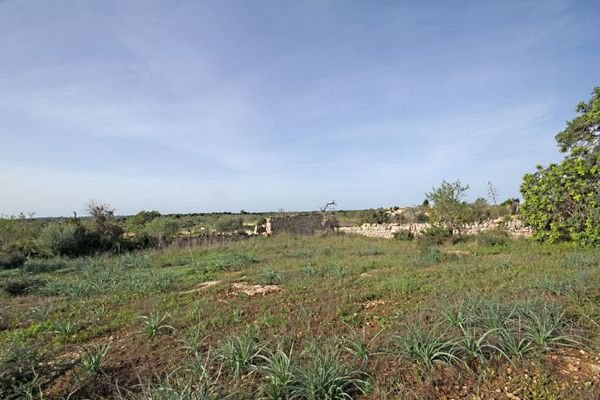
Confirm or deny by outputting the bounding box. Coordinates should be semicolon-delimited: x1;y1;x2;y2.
1;232;599;399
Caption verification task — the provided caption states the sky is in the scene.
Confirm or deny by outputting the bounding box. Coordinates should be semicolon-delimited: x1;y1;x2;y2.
1;0;599;217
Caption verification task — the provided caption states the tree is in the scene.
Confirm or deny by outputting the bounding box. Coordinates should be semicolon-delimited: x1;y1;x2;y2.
487;181;498;206
143;217;179;248
86;200;123;250
555;87;600;154
425;180;471;233
520;87;600;245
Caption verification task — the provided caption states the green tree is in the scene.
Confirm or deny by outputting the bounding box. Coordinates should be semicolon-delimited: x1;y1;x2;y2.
143;217;179;248
520;87;600;245
86;201;123;251
425;180;471;233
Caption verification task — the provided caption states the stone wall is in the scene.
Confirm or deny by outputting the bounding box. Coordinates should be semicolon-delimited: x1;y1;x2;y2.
336;218;532;239
265;213;337;236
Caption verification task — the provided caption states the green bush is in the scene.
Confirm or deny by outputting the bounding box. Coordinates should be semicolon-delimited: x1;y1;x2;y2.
1;277;45;296
34;223;79;256
520;87;600;245
0;251;26;269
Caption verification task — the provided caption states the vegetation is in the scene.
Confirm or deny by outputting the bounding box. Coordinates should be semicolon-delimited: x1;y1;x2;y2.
0;233;597;399
521;87;600;245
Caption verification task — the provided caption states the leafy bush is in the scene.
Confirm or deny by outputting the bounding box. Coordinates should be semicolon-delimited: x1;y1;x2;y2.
520;87;600;246
0;251;25;269
1;277;45;296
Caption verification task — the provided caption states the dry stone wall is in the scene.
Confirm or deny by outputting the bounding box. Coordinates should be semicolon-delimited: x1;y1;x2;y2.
337;218;532;239
265;213;337;236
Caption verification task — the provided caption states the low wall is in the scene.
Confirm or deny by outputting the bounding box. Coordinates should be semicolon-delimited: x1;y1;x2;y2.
265;214;337;236
336;218;532;239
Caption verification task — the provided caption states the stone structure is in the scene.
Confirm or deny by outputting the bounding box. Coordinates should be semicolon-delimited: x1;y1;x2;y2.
336;218;532;239
262;213;337;236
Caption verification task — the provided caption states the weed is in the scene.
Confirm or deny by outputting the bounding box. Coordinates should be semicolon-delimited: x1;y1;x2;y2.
300;265;318;276
520;304;581;349
213;251;257;272
341;324;385;368
52;320;79;337
218;332;264;379
140;312;174;338
457;324;499;367
495;318;533;360
258;348;295;400
394;320;460;374
0;342;47;399
291;347;368;400
80;342;110;375
260;268;283;285
560;252;597;269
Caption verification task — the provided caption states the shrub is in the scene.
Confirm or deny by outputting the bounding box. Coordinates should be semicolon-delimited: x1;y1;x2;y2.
0;251;26;269
1;277;45;296
393;230;414;241
418;226;451;246
143;217;180;247
34;223;79;256
359;209;390;224
23;258;67;273
0;342;47;399
475;230;509;246
215;216;243;232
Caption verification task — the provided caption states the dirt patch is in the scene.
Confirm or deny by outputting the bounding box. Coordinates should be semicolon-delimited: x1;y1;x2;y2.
549;349;600;383
445;250;470;256
179;280;221;294
360;269;383;278
230;282;282;297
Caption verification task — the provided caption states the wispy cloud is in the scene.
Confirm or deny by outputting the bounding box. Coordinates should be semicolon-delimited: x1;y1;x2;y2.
1;0;598;215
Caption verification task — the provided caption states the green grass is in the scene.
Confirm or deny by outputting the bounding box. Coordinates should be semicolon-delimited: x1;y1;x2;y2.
0;233;598;399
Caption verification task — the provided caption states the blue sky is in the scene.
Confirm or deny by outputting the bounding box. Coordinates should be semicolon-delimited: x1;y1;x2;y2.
1;0;599;216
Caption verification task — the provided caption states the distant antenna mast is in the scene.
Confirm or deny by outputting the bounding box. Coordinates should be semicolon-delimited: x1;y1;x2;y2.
487;181;498;206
